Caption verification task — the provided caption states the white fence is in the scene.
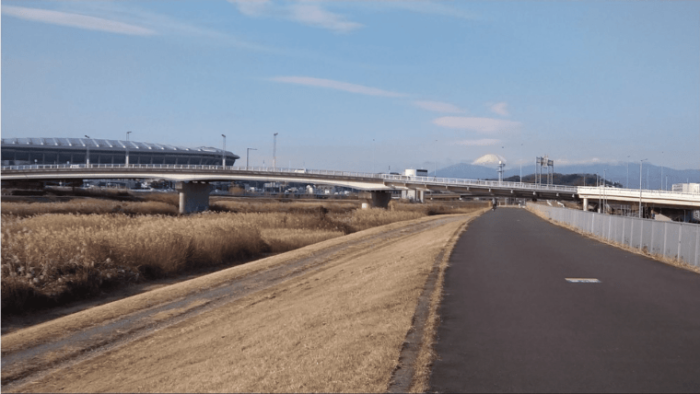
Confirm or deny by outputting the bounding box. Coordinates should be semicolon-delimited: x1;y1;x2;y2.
528;203;700;267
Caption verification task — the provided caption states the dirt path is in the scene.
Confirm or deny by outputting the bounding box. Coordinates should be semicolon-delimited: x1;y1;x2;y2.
2;212;481;393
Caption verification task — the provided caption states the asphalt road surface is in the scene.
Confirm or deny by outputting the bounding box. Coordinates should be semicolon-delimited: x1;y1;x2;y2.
430;208;700;393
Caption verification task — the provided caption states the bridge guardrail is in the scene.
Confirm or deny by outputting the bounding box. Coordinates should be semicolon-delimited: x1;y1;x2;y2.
3;164;699;199
528;203;700;268
578;186;700;198
1;163;579;194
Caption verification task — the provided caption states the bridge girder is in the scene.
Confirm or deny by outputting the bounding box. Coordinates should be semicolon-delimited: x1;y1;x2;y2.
2;166;699;209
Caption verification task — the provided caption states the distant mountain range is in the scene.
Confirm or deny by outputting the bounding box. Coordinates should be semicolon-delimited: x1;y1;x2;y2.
431;162;700;189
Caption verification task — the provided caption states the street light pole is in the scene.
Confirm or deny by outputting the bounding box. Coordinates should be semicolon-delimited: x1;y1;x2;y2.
659;151;664;190
603;169;607;214
626;155;630;188
597;173;601;212
372;139;375;174
221;134;227;168
519;164;522;184
246;148;257;170
273;133;278;169
434;140;438;178
84;135;91;167
125;131;132;167
640;164;644;216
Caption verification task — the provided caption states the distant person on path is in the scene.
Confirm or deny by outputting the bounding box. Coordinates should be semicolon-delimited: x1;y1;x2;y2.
492;198;498;210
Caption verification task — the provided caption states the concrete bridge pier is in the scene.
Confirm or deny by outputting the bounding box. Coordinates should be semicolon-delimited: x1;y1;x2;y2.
583;198;588;211
176;181;213;214
370;191;392;208
401;189;425;203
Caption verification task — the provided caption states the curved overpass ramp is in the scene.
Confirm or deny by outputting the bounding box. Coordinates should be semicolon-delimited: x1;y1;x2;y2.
2;164;699;213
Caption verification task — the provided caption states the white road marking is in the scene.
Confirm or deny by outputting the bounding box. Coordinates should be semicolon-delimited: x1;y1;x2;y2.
565;278;601;283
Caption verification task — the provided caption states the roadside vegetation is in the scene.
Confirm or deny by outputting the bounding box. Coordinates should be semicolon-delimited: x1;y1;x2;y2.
2;212;485;393
1;197;484;316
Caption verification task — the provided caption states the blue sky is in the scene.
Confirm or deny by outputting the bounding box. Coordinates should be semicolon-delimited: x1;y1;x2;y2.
2;0;699;172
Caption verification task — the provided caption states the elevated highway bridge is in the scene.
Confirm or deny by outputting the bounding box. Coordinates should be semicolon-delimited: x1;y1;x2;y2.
2;164;699;214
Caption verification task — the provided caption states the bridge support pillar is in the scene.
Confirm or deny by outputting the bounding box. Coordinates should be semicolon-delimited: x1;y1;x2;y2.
176;181;213;214
400;189;425;203
583;198;588;211
370;191;392;209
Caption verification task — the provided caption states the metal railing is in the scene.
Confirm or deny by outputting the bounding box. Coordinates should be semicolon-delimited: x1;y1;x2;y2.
528;203;700;267
578;185;700;198
0;163;579;193
2;164;698;200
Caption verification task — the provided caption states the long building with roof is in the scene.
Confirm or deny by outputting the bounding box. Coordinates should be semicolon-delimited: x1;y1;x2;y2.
1;137;240;166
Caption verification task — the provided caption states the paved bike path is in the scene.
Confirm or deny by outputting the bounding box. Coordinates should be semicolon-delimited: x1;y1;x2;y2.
429;208;700;393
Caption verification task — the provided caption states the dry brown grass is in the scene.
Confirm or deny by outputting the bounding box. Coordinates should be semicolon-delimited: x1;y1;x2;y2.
1;199;486;316
1;199;177;217
211;199;360;214
1;215;462;356
1;213;265;314
140;192;180;207
260;228;344;253
8;214;475;393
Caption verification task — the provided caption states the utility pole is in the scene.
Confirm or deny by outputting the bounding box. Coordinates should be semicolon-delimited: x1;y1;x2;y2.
125;131;132;166
84;135;91;167
640;165;645;216
221;134;227;168
273;133;278;170
246;148;257;170
626;155;630;188
549;159;554;185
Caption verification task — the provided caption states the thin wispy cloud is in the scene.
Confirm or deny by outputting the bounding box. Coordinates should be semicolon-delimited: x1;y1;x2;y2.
270;76;406;97
231;0;271;17
2;5;155;36
4;3;277;52
380;2;480;21
433;117;521;133
413;100;464;114
289;2;362;32
489;102;509;117
457;139;501;147
229;0;362;33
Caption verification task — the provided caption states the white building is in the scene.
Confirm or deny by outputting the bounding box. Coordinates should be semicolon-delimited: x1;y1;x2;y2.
671;183;700;194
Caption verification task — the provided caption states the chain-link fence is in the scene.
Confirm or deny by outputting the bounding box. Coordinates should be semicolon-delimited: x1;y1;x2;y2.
528;203;700;268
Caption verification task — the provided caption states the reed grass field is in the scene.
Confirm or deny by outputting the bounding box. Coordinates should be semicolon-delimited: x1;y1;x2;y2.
1;197;485;315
